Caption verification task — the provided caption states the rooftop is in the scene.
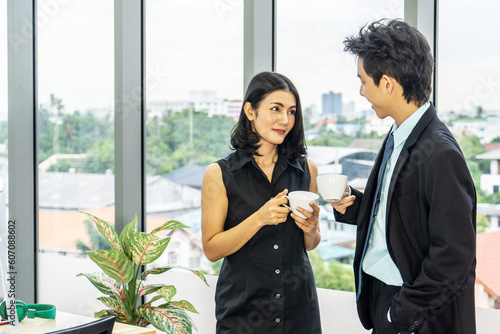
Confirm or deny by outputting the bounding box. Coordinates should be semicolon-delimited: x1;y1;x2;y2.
476;230;500;299
477;149;500;160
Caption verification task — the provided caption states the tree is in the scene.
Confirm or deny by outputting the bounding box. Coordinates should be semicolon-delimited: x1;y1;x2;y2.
475;106;484;119
476;214;490;233
308;249;355;291
308;130;354;147
82;140;114;173
491;137;500;144
145;109;235;175
75;219;112;252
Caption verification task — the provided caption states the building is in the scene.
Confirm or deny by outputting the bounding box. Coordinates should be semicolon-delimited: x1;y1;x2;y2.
478;203;500;232
147;91;242;118
450;117;500;144
322;91;342;116
307;145;377;182
477;149;500;195
476;231;500;309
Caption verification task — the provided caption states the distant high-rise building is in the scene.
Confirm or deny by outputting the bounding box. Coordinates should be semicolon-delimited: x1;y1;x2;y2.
322;91;342;115
342;101;355;117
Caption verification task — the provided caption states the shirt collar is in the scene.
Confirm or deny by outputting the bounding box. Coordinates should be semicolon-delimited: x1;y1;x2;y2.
230;150;305;173
392;101;430;148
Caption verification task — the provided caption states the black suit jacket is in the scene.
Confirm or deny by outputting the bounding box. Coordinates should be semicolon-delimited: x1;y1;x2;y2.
336;104;477;334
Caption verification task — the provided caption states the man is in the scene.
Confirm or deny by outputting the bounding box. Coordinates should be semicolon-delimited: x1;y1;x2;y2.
333;19;477;333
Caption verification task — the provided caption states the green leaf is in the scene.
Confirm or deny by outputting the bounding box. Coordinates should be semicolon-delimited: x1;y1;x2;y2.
87;250;135;285
157;285;177;303
168;300;199;314
150;220;189;235
80;211;123;252
94;309;129;324
142;295;163;309
136;305;195;334
142;266;209;286
129;233;170;265
97;296;129;323
77;273;125;301
120;214;138;258
136;281;165;297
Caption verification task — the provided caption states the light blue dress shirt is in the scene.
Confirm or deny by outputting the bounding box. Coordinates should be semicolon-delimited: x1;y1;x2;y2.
362;101;430;286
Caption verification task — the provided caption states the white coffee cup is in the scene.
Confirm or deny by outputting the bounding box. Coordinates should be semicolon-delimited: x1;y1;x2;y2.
283;191;319;219
317;174;348;202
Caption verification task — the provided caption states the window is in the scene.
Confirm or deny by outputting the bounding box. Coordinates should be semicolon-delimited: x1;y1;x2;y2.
0;0;6;196
277;0;403;291
36;0;114;314
438;0;500;309
0;1;7;304
0;0;5;104
189;256;201;269
437;2;500;214
168;251;178;266
145;0;243;273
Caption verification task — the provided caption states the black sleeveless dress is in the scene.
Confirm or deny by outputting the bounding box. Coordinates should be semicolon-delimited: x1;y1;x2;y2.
215;150;322;334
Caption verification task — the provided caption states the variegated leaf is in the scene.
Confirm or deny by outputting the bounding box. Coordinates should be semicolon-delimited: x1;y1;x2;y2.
142;266;209;286
136;306;195;334
95;309;129;324
135;317;151;328
97;296;130;322
80;211;123;252
120;214;138;258
168;300;199;314
147;295;163;306
88;250;135;285
136;280;165;297
157;285;177;303
141;266;173;279
77;272;125;301
150;220;189;235
141;295;163;310
130;233;170;265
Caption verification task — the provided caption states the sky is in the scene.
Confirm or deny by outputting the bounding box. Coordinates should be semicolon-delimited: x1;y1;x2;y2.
1;0;500;116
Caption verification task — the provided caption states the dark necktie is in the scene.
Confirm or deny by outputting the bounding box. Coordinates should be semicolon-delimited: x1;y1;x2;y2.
357;132;394;300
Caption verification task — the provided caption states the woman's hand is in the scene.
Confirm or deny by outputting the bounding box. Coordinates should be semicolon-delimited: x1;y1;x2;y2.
256;189;291;227
292;202;320;235
330;186;355;214
293;201;321;251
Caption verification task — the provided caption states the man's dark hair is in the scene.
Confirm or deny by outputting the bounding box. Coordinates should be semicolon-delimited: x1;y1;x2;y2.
230;71;307;160
343;19;434;106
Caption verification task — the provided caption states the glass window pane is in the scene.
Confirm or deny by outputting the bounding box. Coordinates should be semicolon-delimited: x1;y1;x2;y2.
277;0;404;291
0;0;6;124
0;0;7;304
145;0;243;276
36;0;114;315
438;0;500;309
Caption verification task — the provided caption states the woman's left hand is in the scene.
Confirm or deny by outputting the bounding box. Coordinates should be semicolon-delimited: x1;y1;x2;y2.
291;202;320;235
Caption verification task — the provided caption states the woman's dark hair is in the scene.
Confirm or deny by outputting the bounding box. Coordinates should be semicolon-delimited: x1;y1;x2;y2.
343;19;434;106
230;71;307;160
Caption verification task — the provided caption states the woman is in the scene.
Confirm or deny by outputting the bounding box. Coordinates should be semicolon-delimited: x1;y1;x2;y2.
201;71;322;333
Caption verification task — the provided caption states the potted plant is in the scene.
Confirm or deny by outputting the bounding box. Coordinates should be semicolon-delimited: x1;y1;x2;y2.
77;211;208;334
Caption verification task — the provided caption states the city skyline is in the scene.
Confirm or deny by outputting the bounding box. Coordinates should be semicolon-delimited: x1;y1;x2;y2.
1;1;500;117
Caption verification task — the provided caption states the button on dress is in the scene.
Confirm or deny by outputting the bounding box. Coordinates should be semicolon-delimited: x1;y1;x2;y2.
215;150;322;334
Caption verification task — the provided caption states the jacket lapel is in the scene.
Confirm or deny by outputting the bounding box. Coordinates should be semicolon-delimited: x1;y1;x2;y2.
386;104;437;215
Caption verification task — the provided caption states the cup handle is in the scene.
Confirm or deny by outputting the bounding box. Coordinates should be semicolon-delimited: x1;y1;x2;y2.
281;195;291;210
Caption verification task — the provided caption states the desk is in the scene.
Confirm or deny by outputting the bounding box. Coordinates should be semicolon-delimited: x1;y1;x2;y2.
0;311;156;334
